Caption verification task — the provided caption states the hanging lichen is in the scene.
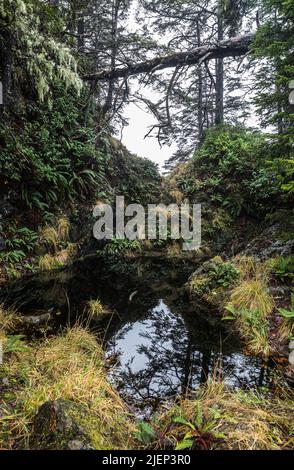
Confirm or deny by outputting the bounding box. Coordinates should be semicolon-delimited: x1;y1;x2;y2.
0;0;83;103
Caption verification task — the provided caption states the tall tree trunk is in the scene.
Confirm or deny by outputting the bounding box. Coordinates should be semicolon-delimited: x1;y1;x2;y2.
2;33;14;111
102;0;120;119
215;12;224;125
196;19;204;142
77;14;85;53
274;10;283;134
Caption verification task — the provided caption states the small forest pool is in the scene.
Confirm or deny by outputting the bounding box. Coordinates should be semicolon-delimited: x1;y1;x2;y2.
0;257;270;415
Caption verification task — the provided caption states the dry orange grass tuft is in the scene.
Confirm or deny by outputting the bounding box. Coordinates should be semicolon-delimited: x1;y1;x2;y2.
1;327;136;449
156;380;294;450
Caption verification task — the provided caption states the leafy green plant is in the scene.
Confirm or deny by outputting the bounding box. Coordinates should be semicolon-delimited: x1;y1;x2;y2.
209;262;239;288
4;335;30;354
21;190;49;212
23;263;38;273
273;257;294;281
188;257;240;302
0;250;26;264
4;224;38;253
70;169;99;198
222;304;238;321
173;402;224;450
279;295;294;319
135;421;156;446
278;294;294;340
98;238;141;257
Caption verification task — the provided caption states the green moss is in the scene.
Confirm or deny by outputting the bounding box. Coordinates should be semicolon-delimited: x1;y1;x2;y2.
71;408;117;450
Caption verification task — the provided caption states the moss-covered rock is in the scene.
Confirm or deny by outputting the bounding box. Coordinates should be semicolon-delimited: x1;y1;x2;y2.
32;398;131;450
32;400;93;450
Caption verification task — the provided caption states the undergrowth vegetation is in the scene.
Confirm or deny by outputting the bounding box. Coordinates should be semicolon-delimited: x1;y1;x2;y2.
0;0;293;454
147;381;294;450
166;126;280;220
187;255;283;357
0;324;136;450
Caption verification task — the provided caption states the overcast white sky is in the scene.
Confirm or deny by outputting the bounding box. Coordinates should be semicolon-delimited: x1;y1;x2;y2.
121;100;178;172
119;2;178;172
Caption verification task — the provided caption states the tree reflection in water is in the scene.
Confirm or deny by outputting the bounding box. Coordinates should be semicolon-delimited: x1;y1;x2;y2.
106;299;268;413
0;257;270;416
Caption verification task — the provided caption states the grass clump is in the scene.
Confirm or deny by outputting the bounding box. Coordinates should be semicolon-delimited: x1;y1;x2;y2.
228;279;273;318
0;305;25;355
234;308;270;356
39;253;64;271
40;217;71;250
222;257;274;356
0;304;19;339
151;381;294;450
39;244;77;271
0;327;136;449
39;218;74;272
39;226;59;251
227;256;273;318
224;279;273;356
86;299;110;319
235;256;270;282
166;242;183;257
57;217;70;242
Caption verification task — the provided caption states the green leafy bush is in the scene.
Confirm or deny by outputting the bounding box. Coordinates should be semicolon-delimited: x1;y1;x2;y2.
97;238;141;257
177;125;280;218
0;88;104;212
273;257;294;281
4;224;38;252
173;402;224;450
135;422;156;446
278;294;294;340
208;261;240;288
188;257;239;304
4;335;30;354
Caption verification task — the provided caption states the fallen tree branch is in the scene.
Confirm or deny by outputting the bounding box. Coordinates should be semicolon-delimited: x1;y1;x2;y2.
84;34;254;81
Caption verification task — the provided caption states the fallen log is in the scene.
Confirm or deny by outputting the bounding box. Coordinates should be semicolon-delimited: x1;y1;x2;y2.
84;33;254;81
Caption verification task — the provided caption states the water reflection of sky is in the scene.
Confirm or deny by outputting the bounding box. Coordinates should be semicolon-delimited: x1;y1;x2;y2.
106;299;267;412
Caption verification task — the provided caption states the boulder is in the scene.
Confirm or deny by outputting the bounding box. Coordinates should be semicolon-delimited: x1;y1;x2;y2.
32;400;93;450
242;224;294;261
21;311;52;326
